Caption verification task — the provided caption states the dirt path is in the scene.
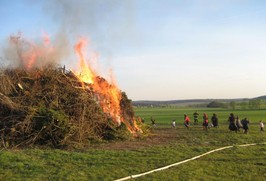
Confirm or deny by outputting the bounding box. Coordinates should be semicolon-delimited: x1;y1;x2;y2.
93;127;178;150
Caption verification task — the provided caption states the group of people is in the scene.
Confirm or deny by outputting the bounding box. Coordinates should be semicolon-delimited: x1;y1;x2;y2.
227;113;264;133
169;112;265;133
180;112;219;130
228;113;249;133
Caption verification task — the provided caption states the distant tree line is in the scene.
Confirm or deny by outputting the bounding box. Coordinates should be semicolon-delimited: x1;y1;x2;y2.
207;99;266;109
133;98;266;109
206;101;227;108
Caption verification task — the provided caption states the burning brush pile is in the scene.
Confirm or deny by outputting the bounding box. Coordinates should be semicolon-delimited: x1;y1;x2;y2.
0;34;144;148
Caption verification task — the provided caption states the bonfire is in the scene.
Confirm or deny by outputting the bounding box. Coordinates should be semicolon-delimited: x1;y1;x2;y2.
0;33;143;148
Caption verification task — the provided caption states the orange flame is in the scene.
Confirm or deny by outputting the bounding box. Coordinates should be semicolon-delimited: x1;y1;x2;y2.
74;39;123;125
74;39;95;84
127;118;143;135
94;77;122;125
73;39;143;134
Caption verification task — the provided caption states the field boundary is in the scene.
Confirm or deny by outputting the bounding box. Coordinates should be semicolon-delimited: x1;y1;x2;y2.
114;142;266;181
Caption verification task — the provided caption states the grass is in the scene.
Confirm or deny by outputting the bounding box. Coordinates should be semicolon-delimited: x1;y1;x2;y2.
0;145;216;180
135;107;266;126
136;145;266;181
0;107;265;180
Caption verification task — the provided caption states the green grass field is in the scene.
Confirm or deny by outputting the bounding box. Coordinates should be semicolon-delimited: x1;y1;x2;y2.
134;107;266;126
0;108;265;180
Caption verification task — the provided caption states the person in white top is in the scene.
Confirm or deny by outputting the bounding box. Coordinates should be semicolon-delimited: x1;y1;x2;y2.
172;120;176;128
259;120;264;132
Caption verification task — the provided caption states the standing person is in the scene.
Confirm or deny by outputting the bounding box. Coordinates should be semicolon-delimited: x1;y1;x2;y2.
151;117;156;127
202;113;209;130
235;116;242;131
259;120;264;132
228;113;237;132
211;113;218;128
184;114;190;129
193;111;199;125
241;118;250;134
172;119;176;128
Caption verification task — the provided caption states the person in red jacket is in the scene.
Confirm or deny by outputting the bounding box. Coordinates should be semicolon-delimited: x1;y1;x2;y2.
203;113;209;130
184;114;190;129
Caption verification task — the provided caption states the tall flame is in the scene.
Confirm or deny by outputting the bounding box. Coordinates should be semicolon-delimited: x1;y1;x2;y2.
74;39;95;84
73;39;122;125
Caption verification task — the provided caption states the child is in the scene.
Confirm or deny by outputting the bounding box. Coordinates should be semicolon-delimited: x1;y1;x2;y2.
172;120;176;128
260;120;264;132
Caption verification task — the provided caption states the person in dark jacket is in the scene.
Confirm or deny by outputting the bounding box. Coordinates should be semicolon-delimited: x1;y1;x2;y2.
211;113;218;128
193;111;199;125
241;118;250;134
151;117;156;126
228;113;237;132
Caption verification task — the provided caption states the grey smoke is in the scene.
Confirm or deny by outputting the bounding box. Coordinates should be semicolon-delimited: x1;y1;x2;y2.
2;0;137;68
43;0;137;57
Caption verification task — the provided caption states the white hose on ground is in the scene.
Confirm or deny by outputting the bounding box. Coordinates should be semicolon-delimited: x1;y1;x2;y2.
114;142;266;181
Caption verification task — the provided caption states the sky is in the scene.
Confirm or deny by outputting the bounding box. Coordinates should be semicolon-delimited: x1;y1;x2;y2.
0;0;266;100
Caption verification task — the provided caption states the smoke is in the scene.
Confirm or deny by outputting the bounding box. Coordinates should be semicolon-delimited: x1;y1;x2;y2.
2;31;69;69
43;0;136;39
2;0;136;70
43;0;137;78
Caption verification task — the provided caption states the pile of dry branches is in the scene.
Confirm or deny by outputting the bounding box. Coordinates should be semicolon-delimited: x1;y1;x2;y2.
0;65;140;148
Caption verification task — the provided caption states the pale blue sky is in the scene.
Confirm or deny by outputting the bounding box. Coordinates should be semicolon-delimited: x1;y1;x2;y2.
1;0;266;100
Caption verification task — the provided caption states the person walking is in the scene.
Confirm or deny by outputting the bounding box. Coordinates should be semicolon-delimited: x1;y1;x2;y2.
211;113;218;128
151;117;156;127
184;114;191;129
203;113;209;130
235;115;242;132
172;119;176;128
241;118;250;134
193;111;199;125
259;120;264;132
228;113;237;132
